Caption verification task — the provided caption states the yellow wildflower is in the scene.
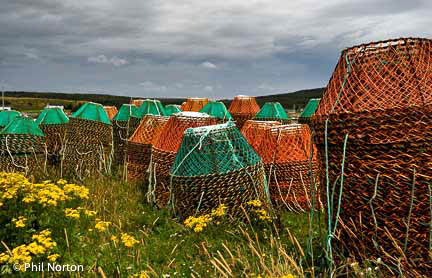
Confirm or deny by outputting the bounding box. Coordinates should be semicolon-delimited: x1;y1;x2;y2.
95;219;111;232
281;275;296;278
129;271;148;278
12;216;27;228
121;233;139;248
8;245;31;265
32;230;57;249
47;254;60;262
0;252;9;263
64;208;80;219
247;200;262;207
111;235;118;243
57;179;67;185
27;242;46;255
211;204;227;217
84;209;97;217
64;184;89;199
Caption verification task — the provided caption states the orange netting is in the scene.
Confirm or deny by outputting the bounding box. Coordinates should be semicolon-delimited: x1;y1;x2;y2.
256;124;320;211
310;37;432;275
126;115;170;181
149;112;217;206
228;95;260;129
103;106;118;121
314;37;432;118
240;120;281;153
180;98;209;112
130;99;146;107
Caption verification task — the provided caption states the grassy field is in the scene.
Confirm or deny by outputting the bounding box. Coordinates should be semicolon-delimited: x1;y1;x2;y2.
1;168;335;277
2;97;84;113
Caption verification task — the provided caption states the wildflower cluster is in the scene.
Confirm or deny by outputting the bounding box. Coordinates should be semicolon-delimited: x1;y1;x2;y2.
121;233;139;248
184;204;227;233
95;219;112;232
129;271;148;278
0;229;58;269
247;200;272;222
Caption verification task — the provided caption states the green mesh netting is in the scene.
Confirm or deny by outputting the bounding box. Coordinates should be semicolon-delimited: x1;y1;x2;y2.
0;116;45;136
0;110;20;128
254;102;290;121
113;104;138;121
36;107;69;125
171;121;261;177
200;101;233;121
71;102;112;125
299;98;321;119
165;104;182;116
133;99;166;118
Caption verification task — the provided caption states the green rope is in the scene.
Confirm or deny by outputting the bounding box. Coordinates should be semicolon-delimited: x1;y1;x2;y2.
369;173;380;248
427;182;432;251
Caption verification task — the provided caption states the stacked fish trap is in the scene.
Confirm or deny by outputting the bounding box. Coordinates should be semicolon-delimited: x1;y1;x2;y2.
200;101;233;123
126;115;169;182
149;112;217;207
181;98;209;112
170;121;268;220
0;110;20;129
103;106;118;121
253;102;291;124
257;124;320;212
36;107;69;166
298;98;321;124
63;102;113;179
165;104;182;116
0;116;46;175
112;104;138;164
240;120;281;152
228;95;260;129
310;38;432;274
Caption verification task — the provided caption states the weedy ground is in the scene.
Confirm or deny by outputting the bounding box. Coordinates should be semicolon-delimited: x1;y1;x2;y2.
1;169;390;277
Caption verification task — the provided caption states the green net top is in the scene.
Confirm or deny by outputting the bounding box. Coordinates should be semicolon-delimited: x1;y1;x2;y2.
254;102;290;121
0;110;20;127
171;121;261;177
36;107;69;125
299;98;321;119
113;104;138;121
165;104;182;116
133;99;166;118
200;101;233;121
71;102;112;125
0;116;45;136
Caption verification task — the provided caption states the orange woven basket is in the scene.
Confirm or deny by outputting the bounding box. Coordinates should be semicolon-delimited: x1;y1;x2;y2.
126;115;170;181
310;37;432;275
240;120;281;153
181;98;209;112
149;112;217;206
228;95;260;129
103;106;118;121
257;124;320;211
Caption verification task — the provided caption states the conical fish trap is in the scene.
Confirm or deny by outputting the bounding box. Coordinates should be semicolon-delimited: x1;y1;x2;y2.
112;104;139;164
254;102;291;124
170;122;268;219
126;115;169;182
181;98;209;112
149;112;217;206
228;95;260;129
36;107;70;166
0;116;46;175
310;38;432;274
240;120;281;153
298;98;320;124
257;124;320;212
200;101;233;123
63;102;113;178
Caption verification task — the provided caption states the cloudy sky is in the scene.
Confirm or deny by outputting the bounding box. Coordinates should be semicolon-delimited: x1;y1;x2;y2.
0;0;430;98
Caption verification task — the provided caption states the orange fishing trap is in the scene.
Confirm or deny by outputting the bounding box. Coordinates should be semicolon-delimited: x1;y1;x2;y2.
180;98;209;112
228;95;260;129
240;120;281;153
257;124;320;212
310;37;432;275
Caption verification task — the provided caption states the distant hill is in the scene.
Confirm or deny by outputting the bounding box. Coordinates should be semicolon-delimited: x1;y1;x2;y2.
4;88;325;112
